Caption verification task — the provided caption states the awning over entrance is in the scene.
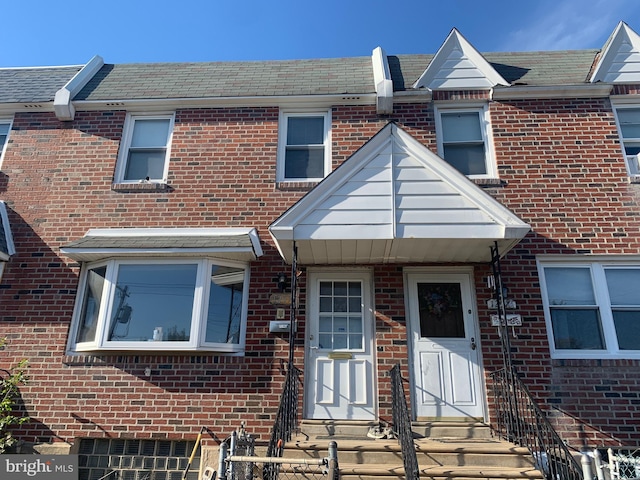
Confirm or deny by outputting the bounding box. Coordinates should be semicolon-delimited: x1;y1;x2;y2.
60;228;263;262
269;123;530;265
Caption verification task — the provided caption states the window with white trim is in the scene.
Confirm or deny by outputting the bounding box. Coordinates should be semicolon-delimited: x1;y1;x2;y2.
0;118;13;168
70;258;249;353
613;106;640;177
277;111;331;182
539;260;640;358
115;114;174;183
435;106;495;177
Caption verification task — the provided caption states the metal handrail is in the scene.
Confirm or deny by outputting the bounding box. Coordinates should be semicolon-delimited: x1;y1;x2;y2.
491;367;583;480
390;364;420;480
266;363;301;458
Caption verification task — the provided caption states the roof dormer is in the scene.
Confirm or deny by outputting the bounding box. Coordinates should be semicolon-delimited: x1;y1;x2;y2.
591;21;640;84
413;28;509;90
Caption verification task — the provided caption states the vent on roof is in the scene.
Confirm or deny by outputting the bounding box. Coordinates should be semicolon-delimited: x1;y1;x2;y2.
23;104;43;108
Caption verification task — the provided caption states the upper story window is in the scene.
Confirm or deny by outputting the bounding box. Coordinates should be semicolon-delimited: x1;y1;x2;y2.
538;259;640;359
69;258;249;353
0;119;13;168
277;110;331;182
435;106;496;178
613;106;640;177
115;114;174;183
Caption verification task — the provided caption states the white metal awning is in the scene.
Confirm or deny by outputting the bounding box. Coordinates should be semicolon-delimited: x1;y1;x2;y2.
269;123;530;265
60;228;263;263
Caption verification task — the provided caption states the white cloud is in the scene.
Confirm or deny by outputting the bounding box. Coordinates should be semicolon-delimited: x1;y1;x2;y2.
500;0;640;51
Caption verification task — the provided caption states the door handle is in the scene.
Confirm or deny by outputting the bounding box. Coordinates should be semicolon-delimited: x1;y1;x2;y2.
470;337;477;350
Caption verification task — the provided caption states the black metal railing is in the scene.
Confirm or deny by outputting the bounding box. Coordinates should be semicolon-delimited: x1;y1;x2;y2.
390;364;420;480
266;363;301;458
491;367;583;480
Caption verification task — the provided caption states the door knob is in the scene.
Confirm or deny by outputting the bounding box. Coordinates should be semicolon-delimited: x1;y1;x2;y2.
470;337;477;350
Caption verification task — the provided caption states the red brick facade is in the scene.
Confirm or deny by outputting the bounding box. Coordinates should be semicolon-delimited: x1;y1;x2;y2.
1;89;640;453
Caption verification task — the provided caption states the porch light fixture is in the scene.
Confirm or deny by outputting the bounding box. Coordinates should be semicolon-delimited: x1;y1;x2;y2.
277;273;287;292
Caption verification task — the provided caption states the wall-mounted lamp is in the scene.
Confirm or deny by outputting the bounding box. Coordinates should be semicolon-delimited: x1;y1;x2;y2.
277;273;287;292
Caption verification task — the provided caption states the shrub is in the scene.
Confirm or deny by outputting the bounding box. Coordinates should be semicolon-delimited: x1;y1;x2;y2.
0;338;29;453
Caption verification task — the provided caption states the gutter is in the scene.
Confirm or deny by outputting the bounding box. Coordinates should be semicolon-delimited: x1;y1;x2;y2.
371;47;394;115
54;55;104;121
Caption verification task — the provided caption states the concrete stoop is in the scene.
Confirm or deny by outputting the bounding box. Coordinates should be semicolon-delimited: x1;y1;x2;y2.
285;421;545;480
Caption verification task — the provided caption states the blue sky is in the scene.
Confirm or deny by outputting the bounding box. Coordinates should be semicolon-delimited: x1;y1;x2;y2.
2;0;639;67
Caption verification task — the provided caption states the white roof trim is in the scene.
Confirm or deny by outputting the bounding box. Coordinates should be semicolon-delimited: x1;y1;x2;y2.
413;28;509;90
0;200;15;261
591;21;640;84
372;47;394;115
54;55;104;121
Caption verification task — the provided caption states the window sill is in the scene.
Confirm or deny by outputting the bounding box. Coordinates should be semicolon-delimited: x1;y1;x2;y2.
66;346;244;357
471;178;505;187
276;181;320;191
629;175;640;184
112;182;170;192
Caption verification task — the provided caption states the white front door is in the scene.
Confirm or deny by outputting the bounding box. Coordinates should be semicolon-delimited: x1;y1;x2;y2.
305;270;376;420
406;271;485;420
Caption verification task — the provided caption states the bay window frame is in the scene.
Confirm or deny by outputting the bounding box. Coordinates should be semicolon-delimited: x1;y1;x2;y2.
68;257;250;354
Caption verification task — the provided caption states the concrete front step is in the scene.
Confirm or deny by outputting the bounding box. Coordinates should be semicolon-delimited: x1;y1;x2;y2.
284;421;544;480
294;420;493;441
287;438;536;469
338;463;544;480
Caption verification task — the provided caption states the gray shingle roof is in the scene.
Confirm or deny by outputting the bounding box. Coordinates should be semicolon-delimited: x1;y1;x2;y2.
75;57;375;101
0;66;83;103
63;234;255;250
390;50;599;90
0;50;603;105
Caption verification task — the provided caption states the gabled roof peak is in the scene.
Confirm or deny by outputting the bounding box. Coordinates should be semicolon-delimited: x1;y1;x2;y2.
590;21;640;83
413;28;509;90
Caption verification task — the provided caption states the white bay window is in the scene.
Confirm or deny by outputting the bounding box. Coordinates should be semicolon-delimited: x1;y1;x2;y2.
73;259;248;352
62;228;263;354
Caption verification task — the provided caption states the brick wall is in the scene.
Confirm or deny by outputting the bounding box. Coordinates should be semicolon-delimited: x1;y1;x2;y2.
1;97;639;449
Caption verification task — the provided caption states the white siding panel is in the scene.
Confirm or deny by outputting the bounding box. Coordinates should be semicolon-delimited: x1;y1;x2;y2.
397;223;506;238
439;68;489;79
442;58;477;69
397;195;470;210
395;167;438;181
350;166;390;183
396;181;457;195
302;209;392;226
398;209;493;225
335;181;392;196
295;224;393;240
429;78;494;89
319;195;391;210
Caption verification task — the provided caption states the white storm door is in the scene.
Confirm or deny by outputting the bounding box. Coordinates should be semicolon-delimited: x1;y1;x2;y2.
407;272;485;419
305;271;376;420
